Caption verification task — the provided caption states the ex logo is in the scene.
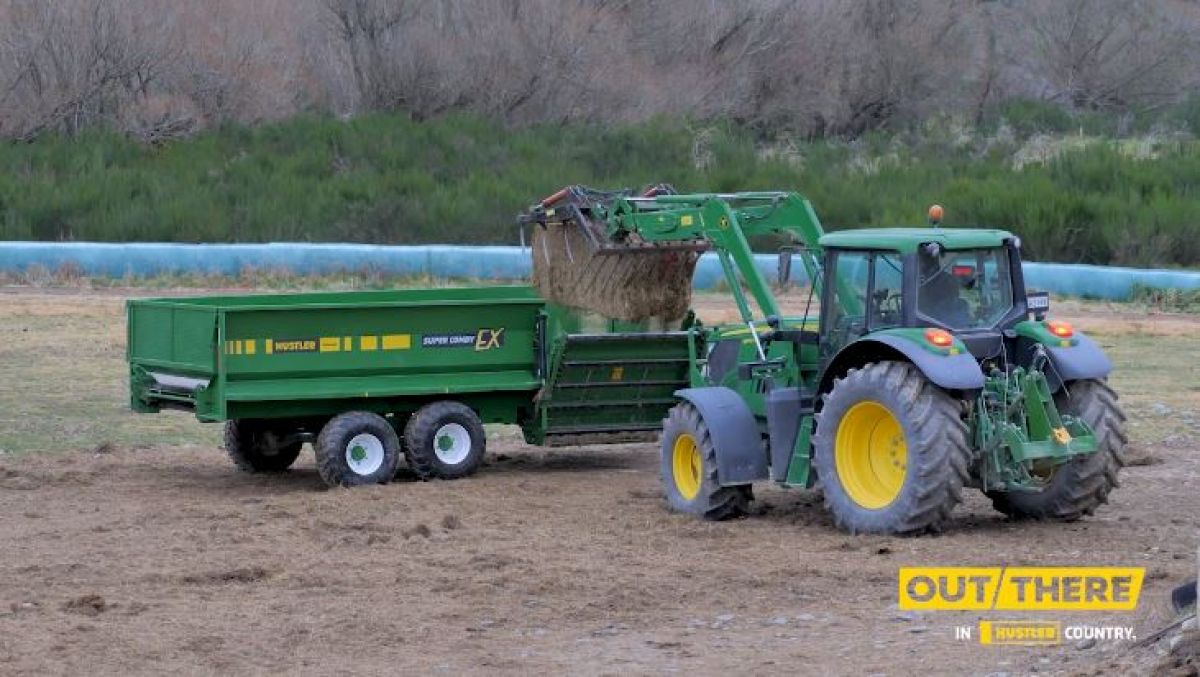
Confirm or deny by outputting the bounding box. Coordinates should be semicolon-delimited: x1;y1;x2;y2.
474;328;505;351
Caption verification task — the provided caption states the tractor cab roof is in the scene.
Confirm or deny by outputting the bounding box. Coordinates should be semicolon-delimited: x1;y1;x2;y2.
818;227;1014;253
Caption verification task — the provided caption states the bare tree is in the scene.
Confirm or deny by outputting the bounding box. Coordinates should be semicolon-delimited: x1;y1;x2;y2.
620;0;978;137
0;0;180;140
2;0;1199;141
1004;0;1199;113
314;0;641;124
167;0;302;126
321;0;423;112
973;0;1000;125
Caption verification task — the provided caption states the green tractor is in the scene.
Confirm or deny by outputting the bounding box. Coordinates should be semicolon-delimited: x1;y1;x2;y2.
524;188;1126;534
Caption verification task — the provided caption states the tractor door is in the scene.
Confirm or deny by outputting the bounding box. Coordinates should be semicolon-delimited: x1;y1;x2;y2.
819;249;870;358
819;249;906;361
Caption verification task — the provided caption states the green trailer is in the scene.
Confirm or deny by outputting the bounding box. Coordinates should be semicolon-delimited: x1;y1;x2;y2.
127;285;690;486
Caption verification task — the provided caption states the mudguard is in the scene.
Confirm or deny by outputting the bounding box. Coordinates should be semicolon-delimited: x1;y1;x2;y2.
766;387;804;482
674;387;767;485
1045;333;1112;381
869;335;986;390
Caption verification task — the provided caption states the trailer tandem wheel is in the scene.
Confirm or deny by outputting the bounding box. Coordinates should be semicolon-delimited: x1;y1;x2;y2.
315;411;401;487
224;419;304;473
404;401;486;480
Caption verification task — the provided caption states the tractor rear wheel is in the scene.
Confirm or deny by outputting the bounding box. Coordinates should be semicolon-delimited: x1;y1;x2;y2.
814;361;970;535
224;419;303;473
987;379;1126;520
660;402;752;520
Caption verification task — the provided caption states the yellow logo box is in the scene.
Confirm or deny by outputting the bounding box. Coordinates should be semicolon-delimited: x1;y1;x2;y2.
979;620;1062;646
898;567;1144;611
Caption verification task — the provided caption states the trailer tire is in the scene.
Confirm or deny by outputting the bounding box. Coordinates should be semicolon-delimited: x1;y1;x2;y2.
814;361;970;535
224;419;303;473
315;412;401;487
404;401;486;480
987;379;1126;520
660;402;752;520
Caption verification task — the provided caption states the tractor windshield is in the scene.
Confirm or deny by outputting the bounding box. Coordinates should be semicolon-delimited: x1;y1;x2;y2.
917;247;1014;330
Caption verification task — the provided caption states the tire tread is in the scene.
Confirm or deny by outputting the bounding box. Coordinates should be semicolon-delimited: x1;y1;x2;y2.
814;361;971;535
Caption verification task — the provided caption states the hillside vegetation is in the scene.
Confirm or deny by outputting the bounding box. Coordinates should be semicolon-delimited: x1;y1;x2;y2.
2;108;1199;267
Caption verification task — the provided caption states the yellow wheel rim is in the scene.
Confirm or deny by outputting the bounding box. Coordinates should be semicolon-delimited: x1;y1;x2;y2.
672;433;702;500
834;401;907;509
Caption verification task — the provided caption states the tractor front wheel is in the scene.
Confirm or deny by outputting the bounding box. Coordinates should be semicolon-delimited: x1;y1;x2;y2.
814;361;970;535
660;402;752;520
987;379;1126;520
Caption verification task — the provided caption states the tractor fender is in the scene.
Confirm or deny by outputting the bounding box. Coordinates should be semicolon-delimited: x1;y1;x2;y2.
1045;332;1112;381
823;336;985;393
674;387;767;485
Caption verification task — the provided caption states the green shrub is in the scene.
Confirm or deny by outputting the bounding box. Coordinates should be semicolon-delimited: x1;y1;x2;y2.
1;113;1198;267
1161;94;1200;135
989;99;1077;136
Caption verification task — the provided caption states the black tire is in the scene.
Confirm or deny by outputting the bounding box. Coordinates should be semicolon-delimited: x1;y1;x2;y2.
314;411;401;487
403;401;486;480
660;402;752;520
814;361;970;535
987;379;1126;520
224;419;303;473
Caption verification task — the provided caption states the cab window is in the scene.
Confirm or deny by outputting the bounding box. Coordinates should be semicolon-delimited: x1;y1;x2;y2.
917;247;1014;329
823;250;869;350
869;253;903;329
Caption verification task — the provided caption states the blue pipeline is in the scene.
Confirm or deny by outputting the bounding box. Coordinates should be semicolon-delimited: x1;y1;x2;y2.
1;242;1198;300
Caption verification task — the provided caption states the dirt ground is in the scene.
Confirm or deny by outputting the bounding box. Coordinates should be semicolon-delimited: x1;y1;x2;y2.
1;286;1198;676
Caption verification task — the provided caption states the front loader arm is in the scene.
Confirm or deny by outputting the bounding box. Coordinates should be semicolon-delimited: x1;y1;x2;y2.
607;192;829;323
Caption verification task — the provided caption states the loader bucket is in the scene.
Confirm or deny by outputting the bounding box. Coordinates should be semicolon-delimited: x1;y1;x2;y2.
525;185;703;324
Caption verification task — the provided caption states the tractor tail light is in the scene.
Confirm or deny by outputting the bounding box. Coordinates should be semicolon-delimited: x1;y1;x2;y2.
924;328;954;348
1046;320;1074;338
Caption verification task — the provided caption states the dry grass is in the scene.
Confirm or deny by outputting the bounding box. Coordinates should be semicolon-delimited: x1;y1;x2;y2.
0;291;215;456
1;286;1197;456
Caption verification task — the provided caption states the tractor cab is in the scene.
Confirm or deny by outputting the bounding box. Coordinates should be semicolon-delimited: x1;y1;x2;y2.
817;227;1027;364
